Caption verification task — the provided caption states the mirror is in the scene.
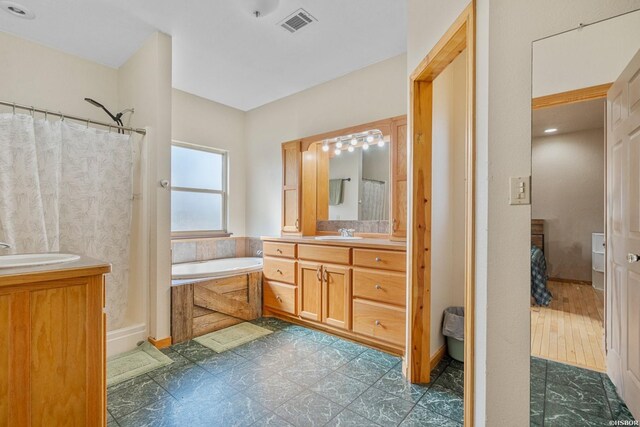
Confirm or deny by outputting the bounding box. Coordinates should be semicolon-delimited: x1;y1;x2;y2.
327;141;390;221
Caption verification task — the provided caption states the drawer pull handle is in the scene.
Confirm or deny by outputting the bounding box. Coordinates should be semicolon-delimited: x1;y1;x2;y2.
277;249;283;254
277;269;283;274
375;257;382;262
276;295;282;302
375;320;381;326
375;284;382;290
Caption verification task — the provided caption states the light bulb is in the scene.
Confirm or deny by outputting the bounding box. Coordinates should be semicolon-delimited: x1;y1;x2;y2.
377;137;385;148
366;135;374;143
350;137;358;145
336;141;343;149
348;146;355;153
362;142;369;150
334;148;341;156
322;144;329;152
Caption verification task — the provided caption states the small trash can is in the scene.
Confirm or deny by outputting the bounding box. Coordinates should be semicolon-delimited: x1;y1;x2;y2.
442;307;464;362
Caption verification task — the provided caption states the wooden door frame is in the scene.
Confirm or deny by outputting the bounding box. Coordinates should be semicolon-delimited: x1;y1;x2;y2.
407;3;475;427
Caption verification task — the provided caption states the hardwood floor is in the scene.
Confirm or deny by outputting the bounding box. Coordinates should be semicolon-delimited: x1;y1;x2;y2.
531;280;605;372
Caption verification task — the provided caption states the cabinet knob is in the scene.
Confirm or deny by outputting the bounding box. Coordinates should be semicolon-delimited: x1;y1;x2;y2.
375;320;381;326
375;284;382;290
277;269;283;274
375;257;382;262
276;295;282;302
277;248;283;254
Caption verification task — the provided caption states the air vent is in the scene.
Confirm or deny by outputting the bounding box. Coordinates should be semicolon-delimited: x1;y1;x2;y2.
278;8;317;33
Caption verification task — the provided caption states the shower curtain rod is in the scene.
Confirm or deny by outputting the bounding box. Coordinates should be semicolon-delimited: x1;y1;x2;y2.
0;100;147;135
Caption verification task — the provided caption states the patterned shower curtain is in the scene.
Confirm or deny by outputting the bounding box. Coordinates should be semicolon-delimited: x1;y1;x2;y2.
0;113;134;329
361;179;387;220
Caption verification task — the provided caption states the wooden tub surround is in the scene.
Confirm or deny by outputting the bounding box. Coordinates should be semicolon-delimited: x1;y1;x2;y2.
171;272;263;344
0;256;111;426
261;237;407;354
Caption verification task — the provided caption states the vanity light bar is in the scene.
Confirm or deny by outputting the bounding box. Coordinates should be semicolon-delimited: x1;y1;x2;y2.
322;129;384;152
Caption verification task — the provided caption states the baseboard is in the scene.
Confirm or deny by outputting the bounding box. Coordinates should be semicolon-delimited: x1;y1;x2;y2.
148;336;172;349
431;344;448;368
548;277;592;286
106;323;147;357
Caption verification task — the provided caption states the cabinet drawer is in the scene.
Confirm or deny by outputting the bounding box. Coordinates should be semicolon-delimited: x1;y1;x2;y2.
352;299;405;346
353;249;405;272
264;281;297;315
353;268;406;306
298;244;351;265
263;257;297;285
263;241;296;258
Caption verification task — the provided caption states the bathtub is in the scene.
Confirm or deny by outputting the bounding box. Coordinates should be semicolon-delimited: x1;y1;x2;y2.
172;257;263;281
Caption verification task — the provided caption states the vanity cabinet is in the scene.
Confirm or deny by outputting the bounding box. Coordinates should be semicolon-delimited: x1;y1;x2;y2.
390;116;408;240
281;141;301;234
0;257;110;426
262;237;406;354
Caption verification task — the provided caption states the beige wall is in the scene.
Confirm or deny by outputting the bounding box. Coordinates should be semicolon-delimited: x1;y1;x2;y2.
0;31;118;119
172;89;246;235
532;128;605;281
118;32;173;341
430;51;467;356
245;54;408;236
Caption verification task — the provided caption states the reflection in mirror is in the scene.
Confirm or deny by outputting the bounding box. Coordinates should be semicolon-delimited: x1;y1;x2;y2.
530;8;640;424
323;130;390;222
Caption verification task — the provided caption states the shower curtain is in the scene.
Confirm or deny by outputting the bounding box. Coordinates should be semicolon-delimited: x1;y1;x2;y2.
361;179;387;220
0;113;134;329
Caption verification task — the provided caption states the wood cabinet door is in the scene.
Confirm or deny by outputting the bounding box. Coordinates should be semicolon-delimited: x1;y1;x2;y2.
298;262;322;321
390;117;408;240
282;141;301;233
322;264;351;330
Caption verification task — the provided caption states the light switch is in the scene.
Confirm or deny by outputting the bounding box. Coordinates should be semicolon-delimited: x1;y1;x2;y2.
510;176;531;205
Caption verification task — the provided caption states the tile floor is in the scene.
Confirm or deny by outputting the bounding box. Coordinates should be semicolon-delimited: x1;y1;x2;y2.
106;318;634;426
530;356;635;426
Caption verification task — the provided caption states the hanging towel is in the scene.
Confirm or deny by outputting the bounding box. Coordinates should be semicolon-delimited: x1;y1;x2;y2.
329;179;344;205
531;245;552;306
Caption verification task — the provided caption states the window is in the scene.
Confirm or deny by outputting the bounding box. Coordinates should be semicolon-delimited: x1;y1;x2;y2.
171;142;228;236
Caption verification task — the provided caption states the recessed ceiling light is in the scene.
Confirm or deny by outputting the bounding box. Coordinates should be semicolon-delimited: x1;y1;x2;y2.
544;128;558;134
1;1;35;19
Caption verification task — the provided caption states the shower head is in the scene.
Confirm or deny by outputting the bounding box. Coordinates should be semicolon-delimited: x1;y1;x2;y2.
84;97;119;123
84;98;103;108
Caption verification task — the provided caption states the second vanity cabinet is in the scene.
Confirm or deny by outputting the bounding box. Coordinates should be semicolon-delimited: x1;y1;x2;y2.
262;238;406;353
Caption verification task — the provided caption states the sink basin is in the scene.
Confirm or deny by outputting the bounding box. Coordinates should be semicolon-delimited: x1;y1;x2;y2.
314;236;364;241
0;253;81;269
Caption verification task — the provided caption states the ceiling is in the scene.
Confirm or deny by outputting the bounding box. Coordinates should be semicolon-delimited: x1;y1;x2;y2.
0;0;407;111
532;98;605;138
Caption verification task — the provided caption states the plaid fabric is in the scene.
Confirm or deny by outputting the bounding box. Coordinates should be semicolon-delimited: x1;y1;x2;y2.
531;245;552;306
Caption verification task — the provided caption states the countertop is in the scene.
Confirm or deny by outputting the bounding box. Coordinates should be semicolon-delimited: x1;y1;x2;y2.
261;235;407;251
0;254;111;287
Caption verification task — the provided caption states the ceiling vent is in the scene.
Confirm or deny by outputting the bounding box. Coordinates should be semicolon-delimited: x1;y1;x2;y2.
278;8;317;33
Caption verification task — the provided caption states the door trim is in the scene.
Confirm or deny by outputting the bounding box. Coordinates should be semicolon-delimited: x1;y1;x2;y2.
407;3;475;427
532;83;613;110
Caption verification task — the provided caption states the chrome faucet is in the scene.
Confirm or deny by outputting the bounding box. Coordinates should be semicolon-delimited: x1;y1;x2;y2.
0;242;11;250
338;228;355;238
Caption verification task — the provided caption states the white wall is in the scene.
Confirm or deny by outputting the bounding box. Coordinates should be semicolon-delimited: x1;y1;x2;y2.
245;54;408;237
172;89;246;235
118;32;173;341
430;50;467;356
328;151;361;220
533;9;640;97
533;128;605;281
474;1;640;424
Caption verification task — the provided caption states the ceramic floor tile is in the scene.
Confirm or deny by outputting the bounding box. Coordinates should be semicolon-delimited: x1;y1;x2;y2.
429;357;451;382
325;409;382;426
359;348;402;369
310;371;371;406
115;397;183;427
529;372;546;426
306;345;357;370
347;387;415;426
417;383;463;423
231;337;276;360
243;374;305;410
147;350;192;378
400;405;462;427
337;355;392;385
250;317;291;331
530;357;547;379
275;390;344;427
329;338;369;358
543;402;612;427
251;412;295;426
280;324;314;337
546;381;611;420
195;350;247;375
197;393;271;426
305;329;340;345
546;360;605;396
217;360;277;390
434;366;464;397
106;410;118;426
107;375;173;419
278;357;333;387
374;368;429;403
170;340;218;362
602;372;635;421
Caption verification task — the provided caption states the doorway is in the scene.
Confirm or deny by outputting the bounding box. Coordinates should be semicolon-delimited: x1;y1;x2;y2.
407;3;475;426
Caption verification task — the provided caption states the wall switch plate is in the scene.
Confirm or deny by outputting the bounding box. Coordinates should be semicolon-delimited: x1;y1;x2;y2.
509;176;531;205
